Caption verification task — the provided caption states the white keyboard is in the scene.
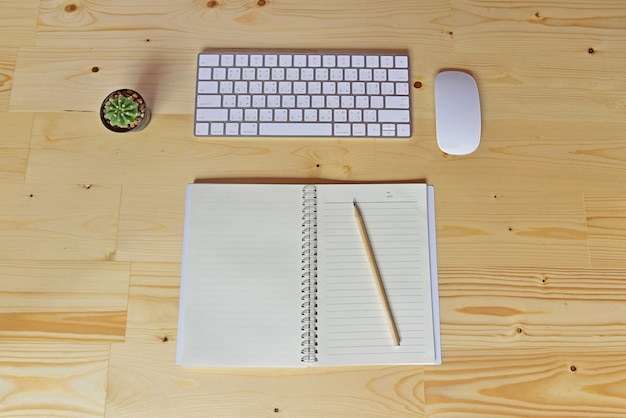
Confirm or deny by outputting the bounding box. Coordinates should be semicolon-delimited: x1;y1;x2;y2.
194;51;412;138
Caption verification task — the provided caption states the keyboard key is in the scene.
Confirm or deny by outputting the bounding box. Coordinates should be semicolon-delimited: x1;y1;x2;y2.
230;109;243;121
198;68;212;80
240;123;258;135
349;109;362;122
359;69;372;81
319;110;332;121
388;69;409;81
257;68;270;80
334;109;347;122
294;55;307;67
279;54;293;67
337;55;351;67
364;110;377;122
195;122;209;135
381;82;395;95
213;68;226;80
308;82;321;94
197;108;228;121
353;123;366;136
379;110;410;122
198;81;218;94
265;55;278;67
334;123;351;135
321;56;335;68
396;82;410;95
289;109;303;121
259;123;332;136
367;123;381;136
260;109;273;121
237;95;251;107
252;95;266;107
385;96;410;109
250;55;263;66
221;54;234;66
352;55;365;68
383;124;396;132
309;55;321;67
330;69;343;81
197;95;221;107
225;123;239;135
272;68;285;80
395;55;409;68
275;109;288;121
199;54;220;66
366;55;379;68
235;54;249;66
381;56;394;68
304;109;318;121
397;124;411;137
245;109;259;121
219;81;233;93
211;122;224;135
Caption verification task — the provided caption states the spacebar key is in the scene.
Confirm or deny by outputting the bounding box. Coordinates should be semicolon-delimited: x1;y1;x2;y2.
259;123;333;136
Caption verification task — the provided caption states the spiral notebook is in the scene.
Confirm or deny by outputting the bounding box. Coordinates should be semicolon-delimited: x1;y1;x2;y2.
176;183;440;367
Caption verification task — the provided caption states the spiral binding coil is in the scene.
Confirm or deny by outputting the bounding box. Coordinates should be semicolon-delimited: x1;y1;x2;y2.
300;185;318;363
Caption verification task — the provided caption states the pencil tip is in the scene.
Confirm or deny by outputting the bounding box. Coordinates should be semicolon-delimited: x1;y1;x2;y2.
353;199;356;206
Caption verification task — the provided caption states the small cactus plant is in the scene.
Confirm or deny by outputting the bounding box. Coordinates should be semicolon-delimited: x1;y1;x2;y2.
104;95;138;127
100;89;150;132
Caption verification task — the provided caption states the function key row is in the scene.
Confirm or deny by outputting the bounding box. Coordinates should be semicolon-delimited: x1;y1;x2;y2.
199;53;409;69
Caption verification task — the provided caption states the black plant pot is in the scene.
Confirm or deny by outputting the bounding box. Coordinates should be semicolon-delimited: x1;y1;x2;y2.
100;89;151;133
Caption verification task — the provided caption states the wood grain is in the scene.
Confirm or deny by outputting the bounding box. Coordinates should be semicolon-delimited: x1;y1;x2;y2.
434;190;589;268
0;184;121;261
26;112;377;185
106;342;425;418
116;186;186;262
0;112;31;183
438;267;626;349
425;347;626;417
0;260;130;342
35;0;451;50
585;194;626;268
0;0;38;48
125;262;181;343
0;343;109;417
0;47;17;111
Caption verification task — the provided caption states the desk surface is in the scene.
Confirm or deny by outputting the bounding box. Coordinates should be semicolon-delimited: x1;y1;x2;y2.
2;1;626;417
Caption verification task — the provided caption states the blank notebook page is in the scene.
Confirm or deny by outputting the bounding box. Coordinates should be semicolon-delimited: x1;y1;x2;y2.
316;183;436;366
177;184;303;367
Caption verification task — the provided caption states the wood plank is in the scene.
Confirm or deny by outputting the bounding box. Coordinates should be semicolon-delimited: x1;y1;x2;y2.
125;263;181;343
0;47;17;111
26;112;377;184
0;184;120;261
116;187;186;262
35;0;451;50
10;47;197;113
438;267;626;349
0;343;109;417
585;194;626;268
106;342;425;418
378;118;626;193
425;347;626;417
0;112;31;183
0;260;130;343
434;190;589;268
0;0;38;48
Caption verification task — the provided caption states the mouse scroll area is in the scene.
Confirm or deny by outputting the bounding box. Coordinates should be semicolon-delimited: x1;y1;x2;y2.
434;71;481;155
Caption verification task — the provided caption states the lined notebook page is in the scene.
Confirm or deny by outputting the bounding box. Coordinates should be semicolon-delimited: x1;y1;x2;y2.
316;183;436;366
177;184;303;367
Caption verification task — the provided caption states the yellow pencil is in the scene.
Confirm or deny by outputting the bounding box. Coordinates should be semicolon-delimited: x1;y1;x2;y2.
353;200;400;346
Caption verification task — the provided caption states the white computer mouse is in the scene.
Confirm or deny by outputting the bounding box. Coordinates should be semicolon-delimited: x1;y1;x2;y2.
434;71;481;155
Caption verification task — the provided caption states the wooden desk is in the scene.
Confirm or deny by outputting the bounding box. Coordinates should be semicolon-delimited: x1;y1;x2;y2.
2;1;626;416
